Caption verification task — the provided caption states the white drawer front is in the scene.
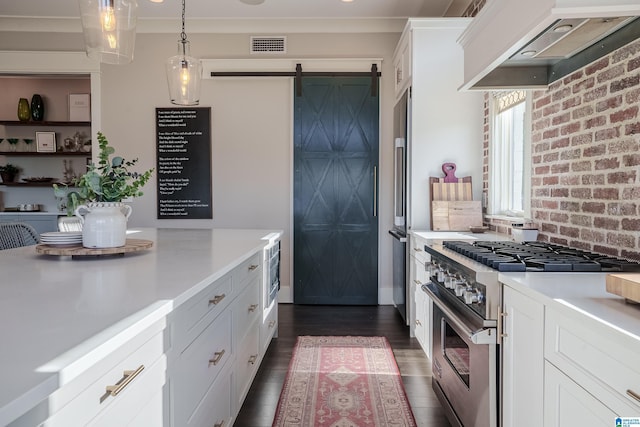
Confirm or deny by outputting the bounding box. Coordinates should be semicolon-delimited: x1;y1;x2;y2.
260;302;278;353
172;273;233;353
545;307;640;412
89;355;166;427
173;309;232;426
235;252;261;290
183;367;232;427
44;330;165;427
234;324;260;412
233;277;261;343
410;237;429;264
544;361;618;427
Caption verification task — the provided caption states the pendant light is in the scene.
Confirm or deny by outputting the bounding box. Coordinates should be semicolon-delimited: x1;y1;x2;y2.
166;0;202;106
78;0;138;64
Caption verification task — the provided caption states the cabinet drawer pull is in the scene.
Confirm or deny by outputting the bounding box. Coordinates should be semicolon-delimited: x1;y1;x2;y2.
415;319;421;326
248;264;259;271
248;303;259;313
413;247;422;252
627;389;640;403
209;349;226;366
102;365;144;402
248;354;258;365
413;279;423;285
214;421;225;427
268;320;276;328
209;294;226;306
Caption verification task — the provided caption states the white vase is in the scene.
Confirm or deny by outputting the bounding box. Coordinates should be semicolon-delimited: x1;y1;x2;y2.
74;202;132;248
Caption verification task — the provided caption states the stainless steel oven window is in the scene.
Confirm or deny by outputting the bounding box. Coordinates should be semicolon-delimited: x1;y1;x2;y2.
442;318;471;388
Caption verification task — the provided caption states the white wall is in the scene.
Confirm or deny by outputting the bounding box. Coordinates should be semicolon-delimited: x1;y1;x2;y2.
0;30;399;304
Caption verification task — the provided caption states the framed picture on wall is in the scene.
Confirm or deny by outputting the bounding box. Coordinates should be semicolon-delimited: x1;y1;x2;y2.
36;131;56;152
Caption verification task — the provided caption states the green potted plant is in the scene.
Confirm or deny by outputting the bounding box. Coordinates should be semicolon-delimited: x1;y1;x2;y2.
0;163;20;183
54;131;154;248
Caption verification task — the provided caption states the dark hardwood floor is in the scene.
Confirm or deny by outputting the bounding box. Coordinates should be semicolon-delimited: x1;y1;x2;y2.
234;304;450;427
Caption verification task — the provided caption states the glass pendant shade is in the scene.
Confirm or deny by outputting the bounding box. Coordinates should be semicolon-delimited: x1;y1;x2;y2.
78;0;138;64
166;40;202;106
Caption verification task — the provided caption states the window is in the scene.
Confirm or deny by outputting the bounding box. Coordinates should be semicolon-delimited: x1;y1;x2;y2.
488;90;531;217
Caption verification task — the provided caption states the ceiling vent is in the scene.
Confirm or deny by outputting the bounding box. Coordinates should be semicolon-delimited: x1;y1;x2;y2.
250;36;287;54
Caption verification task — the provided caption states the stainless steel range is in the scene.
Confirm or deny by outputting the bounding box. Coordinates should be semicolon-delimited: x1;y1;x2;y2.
422;240;640;427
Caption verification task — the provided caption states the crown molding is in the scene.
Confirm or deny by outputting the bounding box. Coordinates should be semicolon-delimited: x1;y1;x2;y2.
0;16;407;34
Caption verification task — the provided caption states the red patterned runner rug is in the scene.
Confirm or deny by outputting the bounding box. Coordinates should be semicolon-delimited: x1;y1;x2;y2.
272;336;417;427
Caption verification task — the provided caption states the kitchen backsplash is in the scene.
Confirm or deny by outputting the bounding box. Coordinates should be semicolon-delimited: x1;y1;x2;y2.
483;37;640;261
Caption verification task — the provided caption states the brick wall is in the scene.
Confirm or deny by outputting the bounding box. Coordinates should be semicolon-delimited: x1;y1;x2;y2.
485;38;640;260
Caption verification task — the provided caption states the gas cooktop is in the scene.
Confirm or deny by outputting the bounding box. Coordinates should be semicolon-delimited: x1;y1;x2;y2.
442;241;640;273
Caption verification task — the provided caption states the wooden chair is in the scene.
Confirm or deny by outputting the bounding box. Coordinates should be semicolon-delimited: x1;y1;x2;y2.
0;222;40;250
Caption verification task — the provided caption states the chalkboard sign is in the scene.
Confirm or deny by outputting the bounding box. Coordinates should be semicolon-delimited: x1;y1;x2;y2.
156;107;212;219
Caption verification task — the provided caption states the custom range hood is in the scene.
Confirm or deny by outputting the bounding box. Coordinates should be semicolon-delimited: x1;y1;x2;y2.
458;0;640;90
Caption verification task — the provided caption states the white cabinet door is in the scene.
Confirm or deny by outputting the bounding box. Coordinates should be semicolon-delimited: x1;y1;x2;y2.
414;284;426;350
502;285;544;427
544;362;616;427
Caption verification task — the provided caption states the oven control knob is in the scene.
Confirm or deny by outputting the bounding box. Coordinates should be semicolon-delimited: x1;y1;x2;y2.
464;288;478;304
437;269;446;283
455;282;466;297
476;291;485;304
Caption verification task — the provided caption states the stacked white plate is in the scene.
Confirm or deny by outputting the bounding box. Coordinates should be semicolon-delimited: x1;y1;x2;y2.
40;231;83;247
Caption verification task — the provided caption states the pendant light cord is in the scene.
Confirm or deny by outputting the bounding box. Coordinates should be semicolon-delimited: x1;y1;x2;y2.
180;0;188;55
181;0;187;42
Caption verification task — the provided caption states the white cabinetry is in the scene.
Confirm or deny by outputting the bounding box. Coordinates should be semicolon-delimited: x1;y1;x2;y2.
544;306;640;423
501;285;544;427
168;250;272;427
392;30;411;100
409;234;431;359
393;19;483;231
10;318;167;427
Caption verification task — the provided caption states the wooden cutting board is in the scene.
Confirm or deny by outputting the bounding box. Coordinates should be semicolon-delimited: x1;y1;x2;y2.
432;182;473;201
606;273;640;304
432;200;482;231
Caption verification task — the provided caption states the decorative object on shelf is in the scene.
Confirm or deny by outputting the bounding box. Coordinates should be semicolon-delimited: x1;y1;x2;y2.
78;0;138;65
30;94;45;121
35;131;57;152
0;163;20;183
23;138;34;152
54;131;154;248
7;138;19;152
166;0;202;106
69;93;91;121
17;98;30;122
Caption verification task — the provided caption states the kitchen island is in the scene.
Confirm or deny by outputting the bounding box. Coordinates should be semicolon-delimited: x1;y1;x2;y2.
0;228;280;426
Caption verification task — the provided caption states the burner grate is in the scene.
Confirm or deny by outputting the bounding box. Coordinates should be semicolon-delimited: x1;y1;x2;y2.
442;240;640;272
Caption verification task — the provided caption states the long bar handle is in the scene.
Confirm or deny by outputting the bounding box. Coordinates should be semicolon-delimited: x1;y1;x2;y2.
627;389;640;402
209;349;226;366
104;365;145;398
373;165;377;217
209;294;226;306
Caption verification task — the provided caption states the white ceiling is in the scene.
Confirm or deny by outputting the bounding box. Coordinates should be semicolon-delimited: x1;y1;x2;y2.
0;0;463;20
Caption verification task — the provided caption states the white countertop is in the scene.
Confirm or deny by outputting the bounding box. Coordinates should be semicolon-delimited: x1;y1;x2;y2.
411;230;509;242
0;228;280;426
500;272;640;343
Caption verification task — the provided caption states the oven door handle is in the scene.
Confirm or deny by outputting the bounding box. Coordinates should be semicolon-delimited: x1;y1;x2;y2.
423;285;497;345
